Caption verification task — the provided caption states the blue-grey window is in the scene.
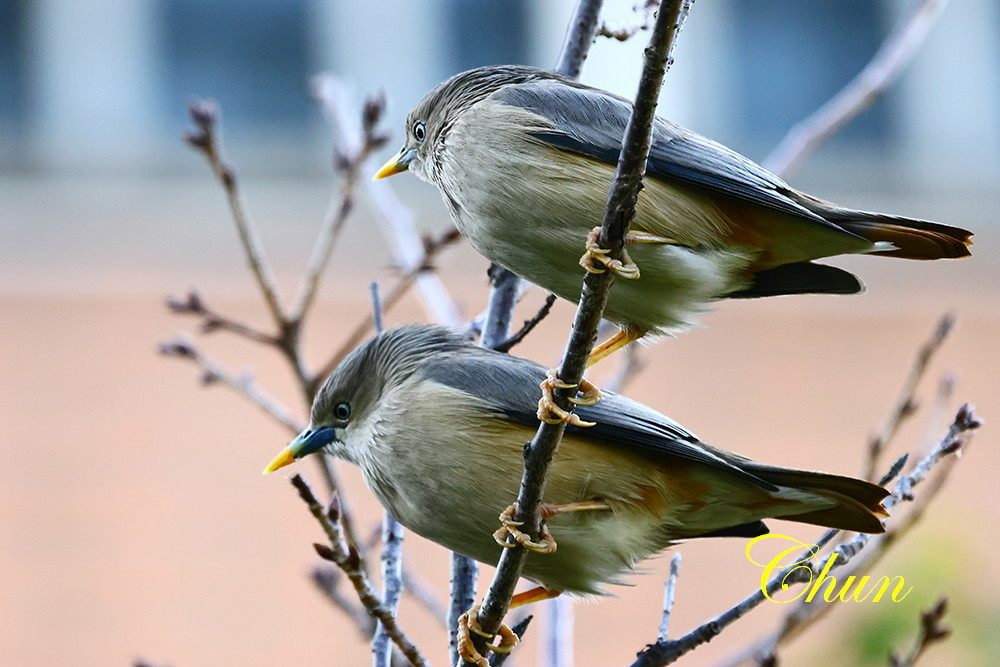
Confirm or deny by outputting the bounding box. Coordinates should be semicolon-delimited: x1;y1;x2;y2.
155;0;312;133
730;0;890;154
444;0;530;72
0;0;27;136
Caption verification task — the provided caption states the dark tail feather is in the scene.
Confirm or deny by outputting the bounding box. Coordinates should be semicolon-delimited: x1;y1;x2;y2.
728;262;864;299
824;210;971;260
694;520;770;539
751;466;890;534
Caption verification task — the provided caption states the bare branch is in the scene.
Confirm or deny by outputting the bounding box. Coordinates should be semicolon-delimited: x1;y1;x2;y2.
864;313;954;480
166;290;277;345
158;337;302;434
658;553;682;642
597;0;659;41
763;0;949;178
184;99;287;328
889;598;951;666
288;92;389;325
493;294;558;353
471;3;691;661
312;75;463;329
555;0;606;80
290;475;428;667
629;404;980;667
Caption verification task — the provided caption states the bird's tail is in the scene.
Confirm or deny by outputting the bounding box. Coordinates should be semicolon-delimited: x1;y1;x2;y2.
829;210;972;260
749;465;891;534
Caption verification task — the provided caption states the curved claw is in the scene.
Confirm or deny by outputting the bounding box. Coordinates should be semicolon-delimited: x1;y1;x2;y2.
537;369;597;427
579;226;641;279
457;606;520;666
494;504;558;554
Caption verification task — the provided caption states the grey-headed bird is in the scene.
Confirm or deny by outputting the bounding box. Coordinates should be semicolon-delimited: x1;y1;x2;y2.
374;65;972;365
264;325;889;606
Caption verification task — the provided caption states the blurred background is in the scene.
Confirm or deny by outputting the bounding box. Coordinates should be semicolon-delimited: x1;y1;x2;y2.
2;0;997;665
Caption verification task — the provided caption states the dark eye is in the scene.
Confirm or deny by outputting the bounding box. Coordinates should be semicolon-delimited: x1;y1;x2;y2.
413;122;426;142
333;401;351;421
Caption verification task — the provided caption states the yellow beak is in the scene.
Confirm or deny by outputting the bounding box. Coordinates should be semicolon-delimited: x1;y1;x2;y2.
262;447;296;474
373;147;416;180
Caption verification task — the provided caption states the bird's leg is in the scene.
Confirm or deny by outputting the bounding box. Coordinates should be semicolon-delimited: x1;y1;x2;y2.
537;369;600;427
625;230;675;245
510;586;562;608
579;227;642;279
457;605;520;666
587;327;642;367
493;500;613;554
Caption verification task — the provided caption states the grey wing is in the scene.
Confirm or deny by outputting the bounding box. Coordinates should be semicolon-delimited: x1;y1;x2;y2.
420;347;776;491
493;80;860;238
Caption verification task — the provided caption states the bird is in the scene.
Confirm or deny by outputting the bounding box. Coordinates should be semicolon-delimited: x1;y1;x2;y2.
264;324;889;604
373;65;973;366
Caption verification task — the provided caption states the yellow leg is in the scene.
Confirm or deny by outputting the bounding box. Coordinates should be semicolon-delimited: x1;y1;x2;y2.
511;586;562;608
587;328;643;367
625;230;675;244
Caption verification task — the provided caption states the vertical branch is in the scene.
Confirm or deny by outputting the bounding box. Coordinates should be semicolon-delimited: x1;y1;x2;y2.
556;0;606;79
470;2;689;662
450;2;607;664
369;282;406;667
657;553;682;642
184;100;286;329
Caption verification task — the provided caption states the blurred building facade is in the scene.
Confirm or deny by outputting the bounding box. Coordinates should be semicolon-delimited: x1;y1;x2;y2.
2;0;999;187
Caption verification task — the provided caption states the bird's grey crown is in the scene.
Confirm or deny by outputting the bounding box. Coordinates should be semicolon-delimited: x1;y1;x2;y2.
312;324;470;426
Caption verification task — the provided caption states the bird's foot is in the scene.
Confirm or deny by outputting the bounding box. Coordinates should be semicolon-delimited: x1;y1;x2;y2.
579;227;641;279
536;369;600;427
493;503;558;554
457;605;520;666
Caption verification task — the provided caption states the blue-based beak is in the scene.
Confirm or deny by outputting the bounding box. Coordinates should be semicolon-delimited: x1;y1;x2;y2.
262;427;337;474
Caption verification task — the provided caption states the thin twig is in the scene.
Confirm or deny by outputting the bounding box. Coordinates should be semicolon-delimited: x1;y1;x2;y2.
312;75;463;329
471;3;690;662
629;404;980;667
889;598;951;666
721;398;957;667
658;553;682;642
864;313;954;480
166;290;278;345
184;100;287;330
493;294;558;353
289;94;390;325
763;0;949;177
158;337;302;433
596;0;659;41
291;475;429;667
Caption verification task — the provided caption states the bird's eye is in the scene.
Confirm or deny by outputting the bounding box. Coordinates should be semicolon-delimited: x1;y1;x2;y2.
333;401;351;421
413;122;426;142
